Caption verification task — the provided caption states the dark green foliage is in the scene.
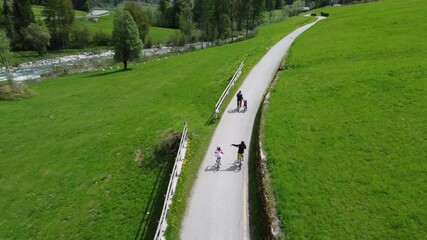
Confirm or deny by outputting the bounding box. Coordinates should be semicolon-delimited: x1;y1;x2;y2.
167;31;186;46
193;0;214;41
22;23;51;55
124;2;150;42
92;30;111;46
72;0;90;11
158;0;171;27
70;24;92;48
112;10;143;69
11;0;35;50
0;29;11;69
43;0;75;49
320;11;329;17
214;0;232;40
179;0;195;42
1;0;15;47
275;0;283;9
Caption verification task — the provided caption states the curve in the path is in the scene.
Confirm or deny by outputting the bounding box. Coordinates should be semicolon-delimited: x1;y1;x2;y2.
181;17;324;240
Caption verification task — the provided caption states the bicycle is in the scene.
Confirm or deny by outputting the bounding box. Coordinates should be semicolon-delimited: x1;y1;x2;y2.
214;156;221;171
231;141;246;171
236;153;243;170
214;147;223;171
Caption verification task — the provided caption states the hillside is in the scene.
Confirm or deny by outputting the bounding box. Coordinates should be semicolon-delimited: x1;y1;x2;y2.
263;0;426;238
0;16;313;239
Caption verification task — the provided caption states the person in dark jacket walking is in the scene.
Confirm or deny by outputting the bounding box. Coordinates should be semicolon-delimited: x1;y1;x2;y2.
231;141;246;163
236;91;243;111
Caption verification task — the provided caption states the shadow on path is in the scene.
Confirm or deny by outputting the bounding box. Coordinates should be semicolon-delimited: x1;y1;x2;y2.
204;164;241;173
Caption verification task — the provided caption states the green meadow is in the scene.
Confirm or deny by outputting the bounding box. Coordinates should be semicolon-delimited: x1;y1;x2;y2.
32;5;177;45
0;17;313;239
32;5;87;19
263;0;426;239
75;13;178;44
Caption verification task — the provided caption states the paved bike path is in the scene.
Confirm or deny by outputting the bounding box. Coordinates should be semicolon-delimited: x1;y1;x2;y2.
181;18;324;240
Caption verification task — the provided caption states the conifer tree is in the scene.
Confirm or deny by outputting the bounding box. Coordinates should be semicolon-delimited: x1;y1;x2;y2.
0;30;11;71
112;10;143;70
43;0;75;49
1;0;15;45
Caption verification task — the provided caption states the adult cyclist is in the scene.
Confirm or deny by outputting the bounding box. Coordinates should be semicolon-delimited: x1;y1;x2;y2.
231;141;246;164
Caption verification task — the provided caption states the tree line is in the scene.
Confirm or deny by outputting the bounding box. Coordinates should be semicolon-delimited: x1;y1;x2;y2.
0;0;152;54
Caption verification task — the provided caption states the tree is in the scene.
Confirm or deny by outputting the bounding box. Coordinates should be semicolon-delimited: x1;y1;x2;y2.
214;0;232;41
112;10;143;70
275;0;284;9
70;24;91;48
12;0;35;49
193;0;215;43
124;2;150;42
22;23;51;55
158;0;171;27
12;0;35;32
72;0;91;11
0;30;11;71
267;0;275;18
1;0;15;44
179;0;195;43
250;0;265;31
43;0;75;49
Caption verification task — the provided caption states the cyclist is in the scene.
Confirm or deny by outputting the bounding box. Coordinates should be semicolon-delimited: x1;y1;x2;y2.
214;146;224;166
236;91;243;111
231;141;246;164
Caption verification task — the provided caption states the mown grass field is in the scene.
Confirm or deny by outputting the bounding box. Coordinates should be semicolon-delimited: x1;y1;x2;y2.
263;0;426;239
0;16;314;239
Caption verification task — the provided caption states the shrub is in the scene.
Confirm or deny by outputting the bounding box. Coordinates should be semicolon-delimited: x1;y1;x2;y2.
321;11;330;17
153;129;182;163
167;32;187;46
22;23;51;56
92;30;111;47
144;35;154;48
71;25;92;49
0;77;36;100
310;13;317;16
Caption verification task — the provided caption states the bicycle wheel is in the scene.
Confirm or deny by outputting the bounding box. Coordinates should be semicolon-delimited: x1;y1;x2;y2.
216;158;221;171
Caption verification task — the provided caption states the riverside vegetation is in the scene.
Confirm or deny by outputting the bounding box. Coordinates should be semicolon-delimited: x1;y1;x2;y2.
263;0;426;239
0;16;313;239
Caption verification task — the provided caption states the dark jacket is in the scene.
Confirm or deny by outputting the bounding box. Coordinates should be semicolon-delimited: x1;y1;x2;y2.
232;142;246;153
237;92;243;101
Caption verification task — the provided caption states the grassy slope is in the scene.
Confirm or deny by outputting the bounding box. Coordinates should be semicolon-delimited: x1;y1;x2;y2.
263;0;426;239
0;17;313;239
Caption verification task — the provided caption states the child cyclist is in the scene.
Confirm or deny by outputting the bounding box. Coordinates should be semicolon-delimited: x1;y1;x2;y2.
214;147;224;167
